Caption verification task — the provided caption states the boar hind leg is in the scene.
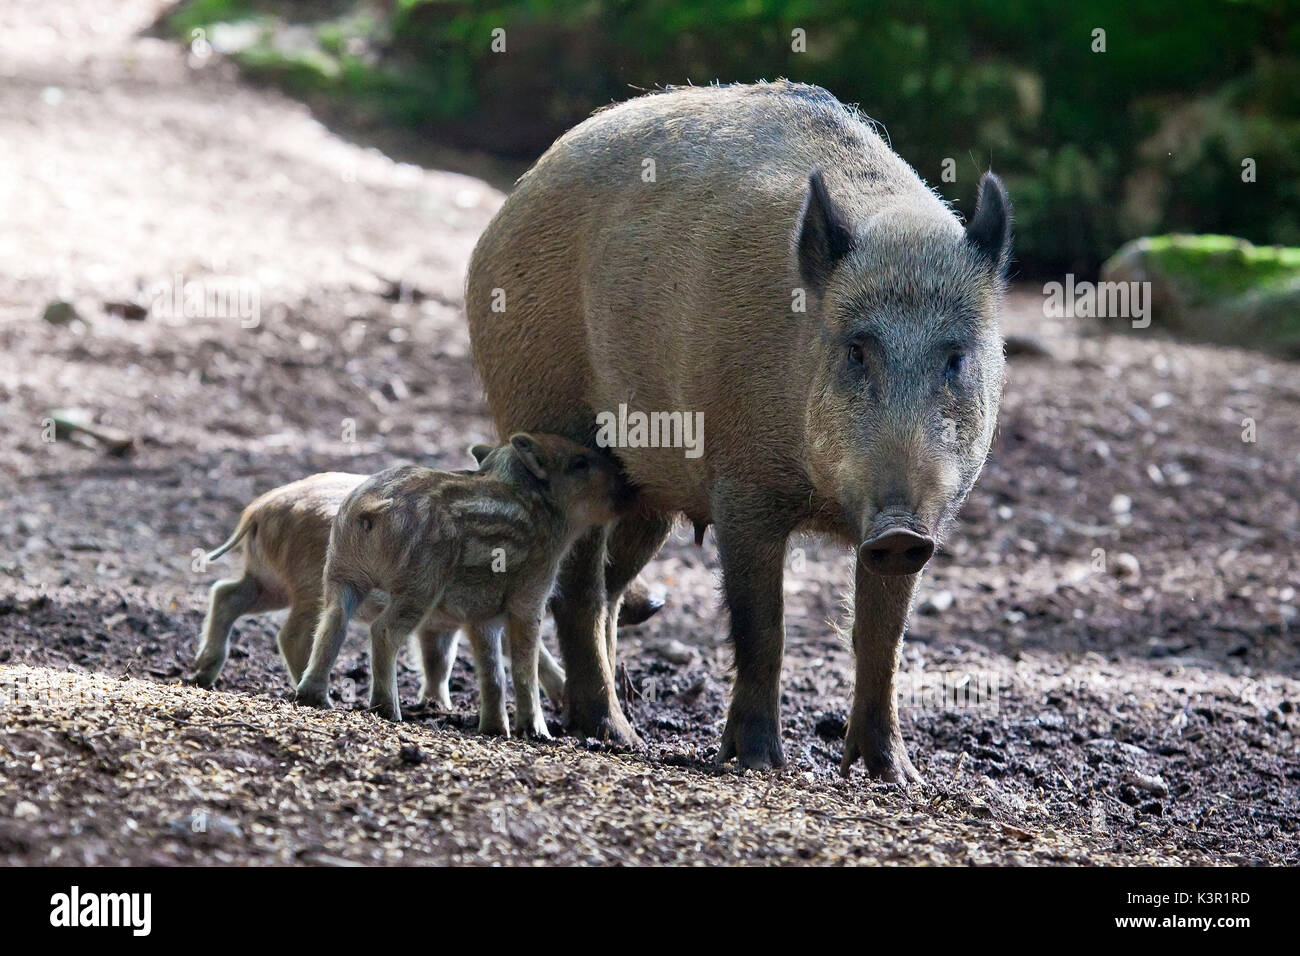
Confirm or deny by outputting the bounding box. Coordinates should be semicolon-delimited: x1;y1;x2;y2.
715;495;793;771
841;562;922;784
466;621;510;736
414;625;458;709
367;597;429;722
603;512;673;665
551;526;641;747
191;575;277;688
295;582;361;709
507;614;549;739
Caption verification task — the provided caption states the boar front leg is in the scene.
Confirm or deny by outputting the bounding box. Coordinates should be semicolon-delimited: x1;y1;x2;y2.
506;613;549;739
841;561;922;783
715;492;793;770
551;526;641;747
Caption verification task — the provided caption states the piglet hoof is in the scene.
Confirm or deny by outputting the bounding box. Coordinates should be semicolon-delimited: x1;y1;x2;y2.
718;707;785;771
617;588;665;628
419;683;453;711
514;713;552;741
184;668;218;690
840;724;923;785
367;698;402;722
294;681;330;710
477;711;510;737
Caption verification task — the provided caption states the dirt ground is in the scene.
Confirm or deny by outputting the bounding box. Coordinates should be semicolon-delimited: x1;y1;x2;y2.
1;1;1297;866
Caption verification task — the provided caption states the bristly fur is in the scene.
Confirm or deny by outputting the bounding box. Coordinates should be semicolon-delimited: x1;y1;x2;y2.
468;81;1011;778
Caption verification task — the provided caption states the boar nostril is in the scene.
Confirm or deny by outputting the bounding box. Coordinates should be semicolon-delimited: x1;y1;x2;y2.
860;529;935;575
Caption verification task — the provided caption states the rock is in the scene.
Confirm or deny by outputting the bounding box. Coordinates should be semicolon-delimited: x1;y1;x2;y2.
1123;771;1169;797
104;299;149;320
1111;552;1141;582
42;300;80;324
1109;494;1132;515
1036;710;1066;730
1101;234;1300;358
655;639;697;665
47;408;136;457
13;801;39;821
919;590;955;615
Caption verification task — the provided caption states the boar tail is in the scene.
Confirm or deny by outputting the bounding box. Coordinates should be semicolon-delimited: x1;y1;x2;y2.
207;517;255;562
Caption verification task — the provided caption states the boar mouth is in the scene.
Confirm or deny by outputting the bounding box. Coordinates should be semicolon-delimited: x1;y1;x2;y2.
859;526;935;576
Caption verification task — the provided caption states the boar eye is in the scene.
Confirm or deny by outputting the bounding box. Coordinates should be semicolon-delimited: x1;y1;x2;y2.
848;343;865;366
944;352;967;380
567;456;590;474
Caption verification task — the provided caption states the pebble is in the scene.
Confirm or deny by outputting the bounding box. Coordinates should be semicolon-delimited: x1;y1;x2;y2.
1036;710;1066;730
1110;494;1132;515
919;590;955;615
655;639;697;665
1111;552;1141;582
42;299;79;324
1123;772;1170;797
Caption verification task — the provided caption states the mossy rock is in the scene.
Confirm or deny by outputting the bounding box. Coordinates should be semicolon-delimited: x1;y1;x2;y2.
1101;235;1300;358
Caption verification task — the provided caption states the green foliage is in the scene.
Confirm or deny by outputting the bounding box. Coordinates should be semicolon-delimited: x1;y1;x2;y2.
169;0;1300;274
1103;234;1300;354
1143;235;1300;300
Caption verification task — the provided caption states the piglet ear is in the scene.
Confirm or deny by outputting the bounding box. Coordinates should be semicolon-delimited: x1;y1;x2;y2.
797;170;855;293
965;171;1012;277
509;433;548;481
467;443;494;466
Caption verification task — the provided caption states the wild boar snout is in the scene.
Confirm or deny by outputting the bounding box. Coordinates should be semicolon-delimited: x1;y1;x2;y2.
859;527;936;575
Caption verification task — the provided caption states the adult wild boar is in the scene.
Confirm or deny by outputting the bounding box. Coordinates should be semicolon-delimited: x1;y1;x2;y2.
465;81;1010;781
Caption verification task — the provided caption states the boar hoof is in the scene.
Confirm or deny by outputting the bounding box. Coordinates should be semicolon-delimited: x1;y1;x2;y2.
840;730;923;785
567;697;643;748
719;712;785;771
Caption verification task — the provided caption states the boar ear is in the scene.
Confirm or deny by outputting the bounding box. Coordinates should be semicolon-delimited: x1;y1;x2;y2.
797;170;855;292
965;172;1012;277
509;433;548;481
467;443;494;466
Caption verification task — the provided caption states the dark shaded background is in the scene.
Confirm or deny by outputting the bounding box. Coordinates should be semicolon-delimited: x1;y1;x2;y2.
168;0;1300;276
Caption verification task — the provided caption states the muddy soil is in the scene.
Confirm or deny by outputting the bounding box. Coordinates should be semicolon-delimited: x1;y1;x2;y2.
0;0;1297;865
